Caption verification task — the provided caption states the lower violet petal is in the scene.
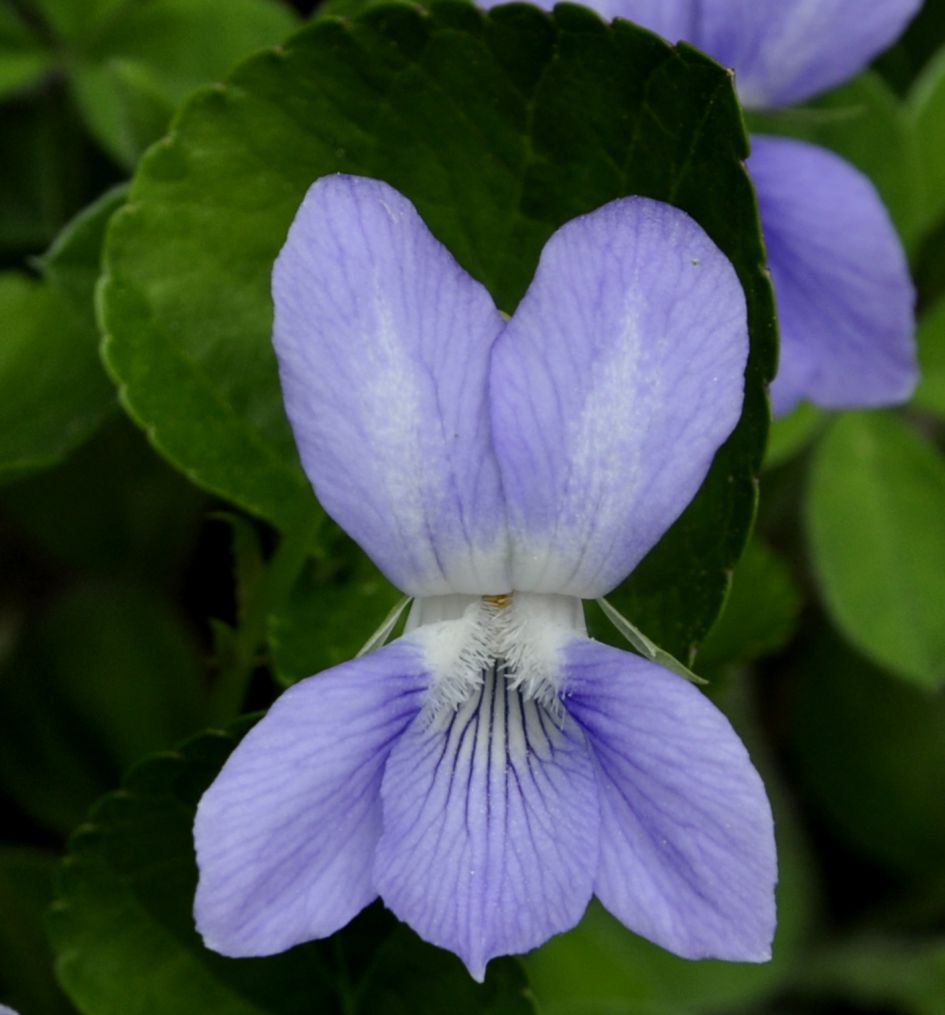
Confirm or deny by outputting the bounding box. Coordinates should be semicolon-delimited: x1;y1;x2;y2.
562;638;776;961
194;639;429;957
749;135;917;415
374;664;599;980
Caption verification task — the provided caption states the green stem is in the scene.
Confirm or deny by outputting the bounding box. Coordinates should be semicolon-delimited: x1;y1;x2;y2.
208;507;323;722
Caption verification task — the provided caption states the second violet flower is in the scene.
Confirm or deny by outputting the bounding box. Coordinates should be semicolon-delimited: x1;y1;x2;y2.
193;175;777;980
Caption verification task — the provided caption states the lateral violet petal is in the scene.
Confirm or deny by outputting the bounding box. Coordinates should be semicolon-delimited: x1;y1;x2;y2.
272;174;509;597
490;196;748;598
749;136;917;415
374;665;599;981
562;638;776;961
194;639;428;957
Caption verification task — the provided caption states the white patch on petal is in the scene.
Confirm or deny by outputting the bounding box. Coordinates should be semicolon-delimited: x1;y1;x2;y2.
409;592;586;718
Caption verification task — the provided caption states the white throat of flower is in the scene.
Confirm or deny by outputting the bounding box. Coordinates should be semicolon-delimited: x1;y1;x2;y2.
406;592;586;720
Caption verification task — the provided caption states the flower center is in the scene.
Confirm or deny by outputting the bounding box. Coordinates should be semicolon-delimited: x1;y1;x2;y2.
407;592;586;719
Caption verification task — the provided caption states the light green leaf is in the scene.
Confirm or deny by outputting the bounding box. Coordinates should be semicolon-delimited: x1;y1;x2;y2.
102;2;776;659
47;722;536;1014
806;412;945;690
69;0;298;167
0;186;122;480
0;5;54;100
72;58;173;168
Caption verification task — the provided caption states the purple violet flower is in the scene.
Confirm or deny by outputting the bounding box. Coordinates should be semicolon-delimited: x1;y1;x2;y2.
478;0;921;415
193;174;777;980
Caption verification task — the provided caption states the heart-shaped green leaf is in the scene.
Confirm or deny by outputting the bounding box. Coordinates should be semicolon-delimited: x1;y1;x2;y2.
101;2;775;657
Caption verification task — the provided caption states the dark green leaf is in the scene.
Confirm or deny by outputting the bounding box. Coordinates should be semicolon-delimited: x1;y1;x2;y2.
1;415;206;581
0;89;108;259
791;625;945;875
47;722;535;1014
908;47;945;244
0;580;207;833
361;925;535;1014
796;935;945;1015
101;2;775;657
41;182;126;304
698;537;802;670
0;848;73;1015
0;186;123;480
268;542;402;686
31;0;127;43
806;412;945;690
913;295;945;416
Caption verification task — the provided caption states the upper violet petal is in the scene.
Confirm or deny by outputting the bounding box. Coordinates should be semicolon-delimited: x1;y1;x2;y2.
749;136;917;415
374;664;599;980
272;174;509;597
194;639;428;957
696;0;922;108
490;197;748;598
562;638;776;961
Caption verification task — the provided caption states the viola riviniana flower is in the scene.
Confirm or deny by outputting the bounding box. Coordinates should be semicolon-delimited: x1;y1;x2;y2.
193;175;776;979
478;0;921;415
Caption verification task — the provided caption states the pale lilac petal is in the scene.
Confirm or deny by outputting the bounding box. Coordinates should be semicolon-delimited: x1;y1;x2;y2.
562;638;776;961
374;665;599;980
749;136;917;415
272;174;509;597
194;639;429;957
490;197;748;598
696;0;922;108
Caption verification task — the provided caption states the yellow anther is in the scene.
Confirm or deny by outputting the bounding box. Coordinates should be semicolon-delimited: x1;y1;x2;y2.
482;593;513;609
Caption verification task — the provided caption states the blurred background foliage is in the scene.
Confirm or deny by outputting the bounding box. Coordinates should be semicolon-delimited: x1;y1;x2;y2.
1;0;944;1012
